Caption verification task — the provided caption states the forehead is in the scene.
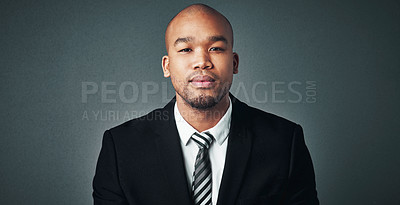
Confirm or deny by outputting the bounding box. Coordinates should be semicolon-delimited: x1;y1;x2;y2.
166;12;233;46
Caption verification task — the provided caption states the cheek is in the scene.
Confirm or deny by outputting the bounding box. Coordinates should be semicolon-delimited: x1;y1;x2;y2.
169;58;188;73
170;55;190;65
170;62;194;79
214;55;233;68
169;69;188;86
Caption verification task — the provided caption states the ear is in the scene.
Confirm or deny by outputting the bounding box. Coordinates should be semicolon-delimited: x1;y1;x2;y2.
162;55;170;77
233;52;239;74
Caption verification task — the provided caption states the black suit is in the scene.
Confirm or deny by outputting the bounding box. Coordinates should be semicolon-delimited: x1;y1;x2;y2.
93;95;319;205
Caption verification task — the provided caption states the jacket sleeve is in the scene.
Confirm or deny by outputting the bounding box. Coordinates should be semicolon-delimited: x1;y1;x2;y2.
93;130;129;205
284;125;319;205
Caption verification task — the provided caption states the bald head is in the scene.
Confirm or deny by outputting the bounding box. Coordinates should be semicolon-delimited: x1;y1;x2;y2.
165;4;234;53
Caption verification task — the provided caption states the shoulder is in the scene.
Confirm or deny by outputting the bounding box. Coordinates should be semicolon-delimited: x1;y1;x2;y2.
233;99;301;144
103;104;173;146
112;107;169;130
232;100;305;158
234;99;298;129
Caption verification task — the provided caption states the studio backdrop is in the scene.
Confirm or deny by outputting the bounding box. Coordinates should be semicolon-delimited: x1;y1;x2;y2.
1;0;399;204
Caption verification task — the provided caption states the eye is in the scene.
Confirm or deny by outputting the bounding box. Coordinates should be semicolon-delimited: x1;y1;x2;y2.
178;48;192;53
209;47;225;52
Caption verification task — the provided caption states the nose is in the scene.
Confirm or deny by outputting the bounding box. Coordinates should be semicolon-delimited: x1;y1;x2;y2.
193;50;213;70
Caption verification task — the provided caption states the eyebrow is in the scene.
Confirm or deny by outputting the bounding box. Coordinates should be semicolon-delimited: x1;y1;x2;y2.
173;35;228;47
174;37;193;47
208;35;228;44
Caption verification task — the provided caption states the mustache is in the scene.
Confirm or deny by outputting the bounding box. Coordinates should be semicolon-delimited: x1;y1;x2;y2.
186;71;219;82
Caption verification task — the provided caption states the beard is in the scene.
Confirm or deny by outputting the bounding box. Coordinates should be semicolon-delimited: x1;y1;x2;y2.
172;73;231;110
179;86;230;110
180;91;219;110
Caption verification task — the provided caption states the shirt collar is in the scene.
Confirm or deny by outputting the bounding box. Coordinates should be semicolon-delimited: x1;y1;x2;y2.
174;97;232;146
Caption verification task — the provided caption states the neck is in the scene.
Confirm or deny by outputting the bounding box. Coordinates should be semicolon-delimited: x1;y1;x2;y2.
176;94;230;133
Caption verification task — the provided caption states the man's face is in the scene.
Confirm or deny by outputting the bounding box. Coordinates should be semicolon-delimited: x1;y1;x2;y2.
162;12;238;110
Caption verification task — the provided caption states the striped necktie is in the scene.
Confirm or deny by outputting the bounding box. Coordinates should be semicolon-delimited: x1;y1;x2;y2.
191;132;213;205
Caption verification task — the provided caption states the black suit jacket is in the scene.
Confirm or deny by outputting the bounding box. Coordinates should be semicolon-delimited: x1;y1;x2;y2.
93;95;319;205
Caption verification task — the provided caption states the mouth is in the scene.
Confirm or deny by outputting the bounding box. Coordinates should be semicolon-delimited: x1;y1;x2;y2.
189;75;216;88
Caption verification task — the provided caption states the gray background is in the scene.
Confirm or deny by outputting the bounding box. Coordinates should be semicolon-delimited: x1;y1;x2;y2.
1;0;399;204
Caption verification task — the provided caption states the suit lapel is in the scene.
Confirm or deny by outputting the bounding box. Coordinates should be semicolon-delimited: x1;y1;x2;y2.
154;99;193;205
153;95;252;205
217;96;253;205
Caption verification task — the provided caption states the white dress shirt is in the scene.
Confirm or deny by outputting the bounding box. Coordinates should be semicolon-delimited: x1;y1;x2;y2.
174;98;232;205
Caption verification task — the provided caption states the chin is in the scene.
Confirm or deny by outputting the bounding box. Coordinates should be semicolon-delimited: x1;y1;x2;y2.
187;95;218;110
188;91;229;109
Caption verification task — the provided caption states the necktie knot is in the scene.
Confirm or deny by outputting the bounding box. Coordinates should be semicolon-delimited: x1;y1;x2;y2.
191;132;213;149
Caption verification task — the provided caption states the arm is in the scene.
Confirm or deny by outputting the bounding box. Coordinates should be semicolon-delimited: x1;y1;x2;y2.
284;125;319;205
93;130;129;205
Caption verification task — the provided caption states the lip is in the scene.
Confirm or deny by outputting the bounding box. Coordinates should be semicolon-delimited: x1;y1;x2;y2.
189;75;216;88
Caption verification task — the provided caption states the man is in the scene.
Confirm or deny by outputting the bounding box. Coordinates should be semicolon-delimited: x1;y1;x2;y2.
93;4;319;205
